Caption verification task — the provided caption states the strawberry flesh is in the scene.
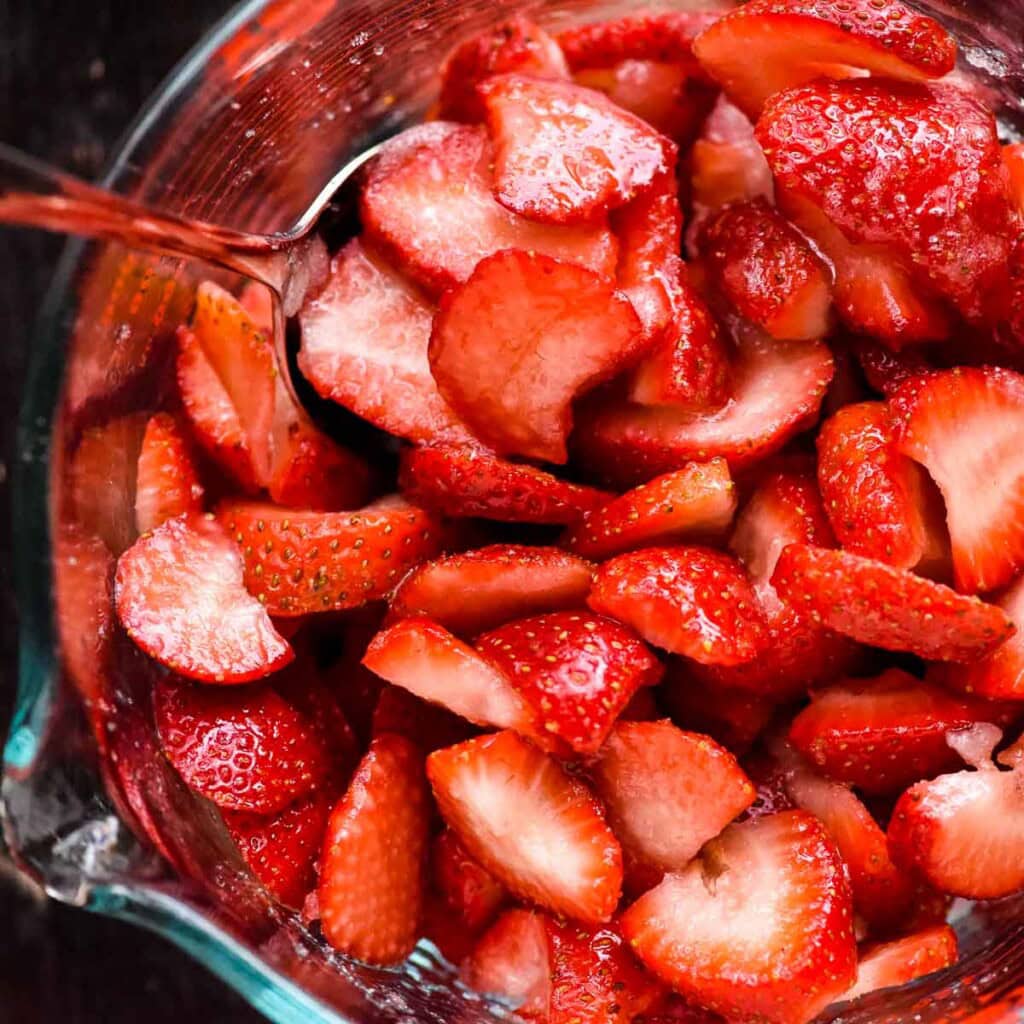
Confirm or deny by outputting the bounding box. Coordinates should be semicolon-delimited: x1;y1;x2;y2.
134;413;204;535
557;11;716;68
432;828;507;932
844;926;958;1002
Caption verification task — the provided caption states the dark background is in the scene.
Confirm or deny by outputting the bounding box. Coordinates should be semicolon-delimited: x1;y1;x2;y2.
0;1;260;1020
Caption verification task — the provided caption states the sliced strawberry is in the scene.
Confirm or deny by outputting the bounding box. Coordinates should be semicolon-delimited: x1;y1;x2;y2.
694;0;956;117
557;10;716;68
739;750;798;824
1005;142;1024;213
574;328;834;487
223;787;333;908
363;617;532;733
475;611;663;754
690;97;773;213
621;810;857;1024
771;543;1013;661
388;545;594;637
591;720;755;884
399;444;611;525
562;460;736;561
238;280;274;330
844;926;959;1002
318;734;430;964
360;122;617;295
891;367;1024;594
429;249;644;464
854;338;933;397
432;828;507;932
115;514;293;682
216;498;442;617
427;730;623;922
134;413;204;535
481;73;677;224
153;674;330;813
589;546;766;666
787;669;1017;794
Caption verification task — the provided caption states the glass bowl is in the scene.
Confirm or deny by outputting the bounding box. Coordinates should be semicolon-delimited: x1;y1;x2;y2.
5;0;1024;1021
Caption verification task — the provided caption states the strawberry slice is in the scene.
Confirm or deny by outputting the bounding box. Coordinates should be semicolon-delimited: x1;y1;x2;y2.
557;10;716;68
223;787;334;908
134;413;204;535
399;444;611;524
432;828;507;933
854;338;933;397
388;544;594;636
843;926;959;1002
588;546;766;666
890;367;1024;594
115;514;293;682
888;763;1024;899
621;810;857;1024
771;543;1013;661
562;460;737;561
360;122;617;295
590;720;755;884
238;280;274;330
371;684;476;754
693;0;957;117
363;617;533;733
574;327;834;486
429;249;644;464
216;498;442;617
318;734;430;964
152;674;330;813
439;16;569;122
787;669;1017;794
481;73;677;224
427;730;623;922
698;199;831;341
475;611;663;754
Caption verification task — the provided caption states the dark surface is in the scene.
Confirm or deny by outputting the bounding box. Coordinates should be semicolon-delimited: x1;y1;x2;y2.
0;1;261;1020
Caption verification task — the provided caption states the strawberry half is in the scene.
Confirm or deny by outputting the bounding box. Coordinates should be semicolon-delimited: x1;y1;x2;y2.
399;444;610;525
153;674;330;814
843;926;959;1002
890;367;1024;594
771;543;1013;661
589;546;766;666
557;10;716;68
216;498;442;617
562;460;737;561
134;413;204;535
360;122;617;295
693;0;956;118
318;734;430;964
115;514;293;682
432;828;507;933
427;730;623;922
699;199;832;341
476;611;663;754
429;249;644;464
481;73;677;224
787;669;1016;794
621;810;857;1024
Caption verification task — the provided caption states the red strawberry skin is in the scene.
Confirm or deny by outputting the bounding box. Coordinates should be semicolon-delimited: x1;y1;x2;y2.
432;828;506;932
372;684;477;755
134;413;204;535
558;10;716;68
844;926;958;1002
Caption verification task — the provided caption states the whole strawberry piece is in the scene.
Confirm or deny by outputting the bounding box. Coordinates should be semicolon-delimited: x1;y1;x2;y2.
318;734;430;964
134;413;204;535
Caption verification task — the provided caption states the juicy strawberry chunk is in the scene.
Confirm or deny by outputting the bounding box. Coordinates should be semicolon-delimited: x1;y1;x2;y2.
589;546;766;666
891;367;1024;594
432;828;507;932
439;16;569;122
621;810;857;1024
223;788;333;908
216;498;442;617
574;327;834;486
399;444;611;524
360;123;617;295
363;617;532;733
694;0;956;117
699;200;831;341
318;734;430;964
153;674;330;813
562;460;737;561
788;669;1016;794
557;10;716;68
590;720;755;883
427;730;623;921
844;926;959;1002
691;97;774;213
134;413;204;535
389;545;594;637
771;543;1013;661
481;74;677;224
371;684;476;754
429;250;644;464
475;611;663;754
115;514;293;682
854;338;932;397
1005;142;1024;213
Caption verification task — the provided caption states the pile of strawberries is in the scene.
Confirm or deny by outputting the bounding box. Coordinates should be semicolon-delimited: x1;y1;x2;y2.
55;1;1024;1022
